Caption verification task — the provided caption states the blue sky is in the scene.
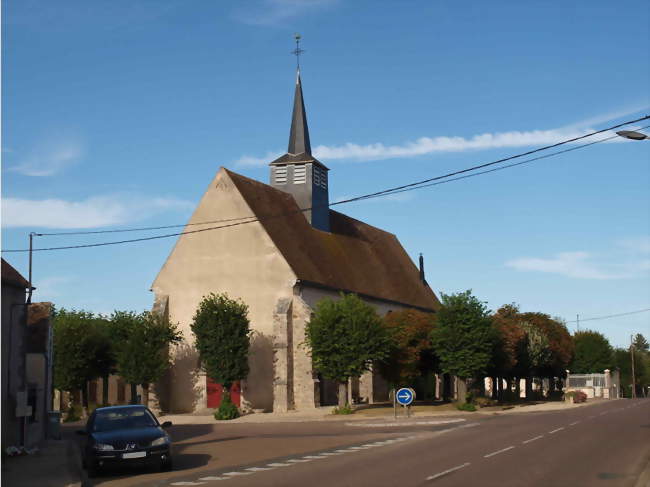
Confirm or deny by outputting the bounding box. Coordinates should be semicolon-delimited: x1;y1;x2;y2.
2;0;649;348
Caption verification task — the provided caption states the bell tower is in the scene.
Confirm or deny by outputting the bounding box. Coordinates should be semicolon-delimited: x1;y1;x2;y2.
269;69;330;232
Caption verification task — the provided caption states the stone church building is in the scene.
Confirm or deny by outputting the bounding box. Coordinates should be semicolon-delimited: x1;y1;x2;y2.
151;71;441;413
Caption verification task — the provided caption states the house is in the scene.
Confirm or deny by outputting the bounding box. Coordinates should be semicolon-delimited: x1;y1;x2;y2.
1;258;30;448
151;70;441;413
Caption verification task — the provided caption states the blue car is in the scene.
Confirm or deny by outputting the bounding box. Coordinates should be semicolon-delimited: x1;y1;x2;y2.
78;405;173;477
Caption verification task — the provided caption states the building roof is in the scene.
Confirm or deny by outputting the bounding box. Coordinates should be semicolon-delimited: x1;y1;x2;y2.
269;71;328;170
1;258;30;289
226;169;441;311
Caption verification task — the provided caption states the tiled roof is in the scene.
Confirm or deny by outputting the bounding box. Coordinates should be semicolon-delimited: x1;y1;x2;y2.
226;169;440;311
1;258;30;289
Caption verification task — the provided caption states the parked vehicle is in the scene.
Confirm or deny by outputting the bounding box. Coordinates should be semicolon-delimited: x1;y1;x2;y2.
77;405;172;477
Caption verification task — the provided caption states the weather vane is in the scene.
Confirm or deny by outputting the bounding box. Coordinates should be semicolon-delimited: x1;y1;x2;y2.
291;33;305;70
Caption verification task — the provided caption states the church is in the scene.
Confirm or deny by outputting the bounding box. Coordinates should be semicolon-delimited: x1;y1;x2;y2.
151;69;441;413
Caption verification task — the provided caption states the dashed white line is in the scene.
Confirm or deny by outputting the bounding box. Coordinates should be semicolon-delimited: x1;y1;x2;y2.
426;462;471;481
484;446;515;458
302;455;327;459
287;458;313;463
267;462;293;467
223;471;253;477
549;427;565;434
245;467;272;472
171;483;207;486
569;421;580;426
197;477;226;481
522;435;543;444
318;452;344;456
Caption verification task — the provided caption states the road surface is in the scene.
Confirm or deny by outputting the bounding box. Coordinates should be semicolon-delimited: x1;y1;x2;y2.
67;399;650;487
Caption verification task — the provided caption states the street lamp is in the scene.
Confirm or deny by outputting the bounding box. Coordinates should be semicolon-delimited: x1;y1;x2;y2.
616;130;649;140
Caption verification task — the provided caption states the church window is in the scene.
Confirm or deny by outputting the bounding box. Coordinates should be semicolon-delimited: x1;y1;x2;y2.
294;164;307;184
275;165;287;184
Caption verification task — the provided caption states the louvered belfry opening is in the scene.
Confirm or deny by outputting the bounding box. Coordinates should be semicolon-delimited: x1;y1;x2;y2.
269;71;330;232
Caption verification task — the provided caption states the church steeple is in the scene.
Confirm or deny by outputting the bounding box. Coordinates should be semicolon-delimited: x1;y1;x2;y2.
288;71;311;157
269;63;330;232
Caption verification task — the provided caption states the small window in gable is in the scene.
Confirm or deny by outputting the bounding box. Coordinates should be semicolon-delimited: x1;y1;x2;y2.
275;165;287;184
294;164;307;184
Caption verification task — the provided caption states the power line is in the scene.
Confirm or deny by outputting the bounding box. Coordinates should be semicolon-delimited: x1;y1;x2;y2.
566;308;650;323
2;116;648;253
27;115;650;238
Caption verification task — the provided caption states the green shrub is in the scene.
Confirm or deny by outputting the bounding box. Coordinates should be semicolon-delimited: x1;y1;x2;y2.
474;396;497;408
465;391;475;404
564;390;587;403
332;404;354;415
213;393;240;421
456;402;477;412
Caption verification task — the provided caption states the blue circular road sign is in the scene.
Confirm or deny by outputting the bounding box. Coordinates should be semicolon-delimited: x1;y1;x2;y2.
395;387;414;406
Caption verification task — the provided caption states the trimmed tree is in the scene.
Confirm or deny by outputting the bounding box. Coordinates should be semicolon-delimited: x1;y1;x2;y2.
570;330;614;373
305;294;392;408
191;293;251;419
633;334;649;353
490;304;527;400
53;309;112;414
430;291;494;401
113;311;183;406
379;309;438;388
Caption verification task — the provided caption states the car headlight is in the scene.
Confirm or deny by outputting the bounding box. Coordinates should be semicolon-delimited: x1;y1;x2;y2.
94;443;114;451
150;436;169;447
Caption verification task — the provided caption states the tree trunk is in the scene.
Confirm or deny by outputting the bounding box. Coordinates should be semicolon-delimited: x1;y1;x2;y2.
491;377;498;400
514;377;521;399
338;381;347;409
142;383;150;407
82;382;90;418
130;383;138;404
102;374;110;406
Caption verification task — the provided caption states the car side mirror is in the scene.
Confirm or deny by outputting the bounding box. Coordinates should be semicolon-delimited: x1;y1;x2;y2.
75;430;87;436
161;421;172;428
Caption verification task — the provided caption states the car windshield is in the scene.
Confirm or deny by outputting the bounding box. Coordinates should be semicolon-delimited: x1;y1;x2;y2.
92;408;158;432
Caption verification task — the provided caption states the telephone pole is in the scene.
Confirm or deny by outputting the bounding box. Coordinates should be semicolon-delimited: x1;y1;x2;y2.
630;334;636;399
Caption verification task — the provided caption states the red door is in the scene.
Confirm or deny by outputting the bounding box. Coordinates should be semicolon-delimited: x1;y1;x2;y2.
207;378;241;408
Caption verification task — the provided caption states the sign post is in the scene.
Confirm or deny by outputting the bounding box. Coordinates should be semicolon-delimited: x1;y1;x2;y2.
395;387;415;417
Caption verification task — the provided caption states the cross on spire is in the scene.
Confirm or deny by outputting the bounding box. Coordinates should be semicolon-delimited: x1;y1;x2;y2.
292;33;304;70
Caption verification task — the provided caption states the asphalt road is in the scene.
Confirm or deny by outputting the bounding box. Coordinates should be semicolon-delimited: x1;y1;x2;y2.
67;399;650;487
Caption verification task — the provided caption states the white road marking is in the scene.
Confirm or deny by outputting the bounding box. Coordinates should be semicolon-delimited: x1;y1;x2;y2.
245;467;272;472
569;421;580;426
267;462;293;467
302;455;327;459
348;446;371;450
484;446;515;458
335;449;359;453
171;483;206;486
522;435;543;444
197;477;227;481
222;471;253;476
549;427;565;434
426;462;471;481
319;452;344;456
287;458;313;462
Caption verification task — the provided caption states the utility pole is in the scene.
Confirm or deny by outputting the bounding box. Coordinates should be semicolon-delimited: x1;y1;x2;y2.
630;334;636;399
27;232;34;304
576;314;580;332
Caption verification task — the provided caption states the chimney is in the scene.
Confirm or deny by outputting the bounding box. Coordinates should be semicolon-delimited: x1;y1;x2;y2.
419;253;428;286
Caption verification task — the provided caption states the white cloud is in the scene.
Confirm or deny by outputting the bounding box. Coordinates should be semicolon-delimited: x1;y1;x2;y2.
232;0;339;25
618;236;650;254
234;127;620;167
506;247;650;280
7;139;84;176
1;195;193;229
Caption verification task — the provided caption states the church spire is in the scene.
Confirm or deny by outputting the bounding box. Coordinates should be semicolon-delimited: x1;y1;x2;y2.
287;71;312;156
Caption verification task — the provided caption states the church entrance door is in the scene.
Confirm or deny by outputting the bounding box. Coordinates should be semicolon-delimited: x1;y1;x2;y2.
206;378;241;408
